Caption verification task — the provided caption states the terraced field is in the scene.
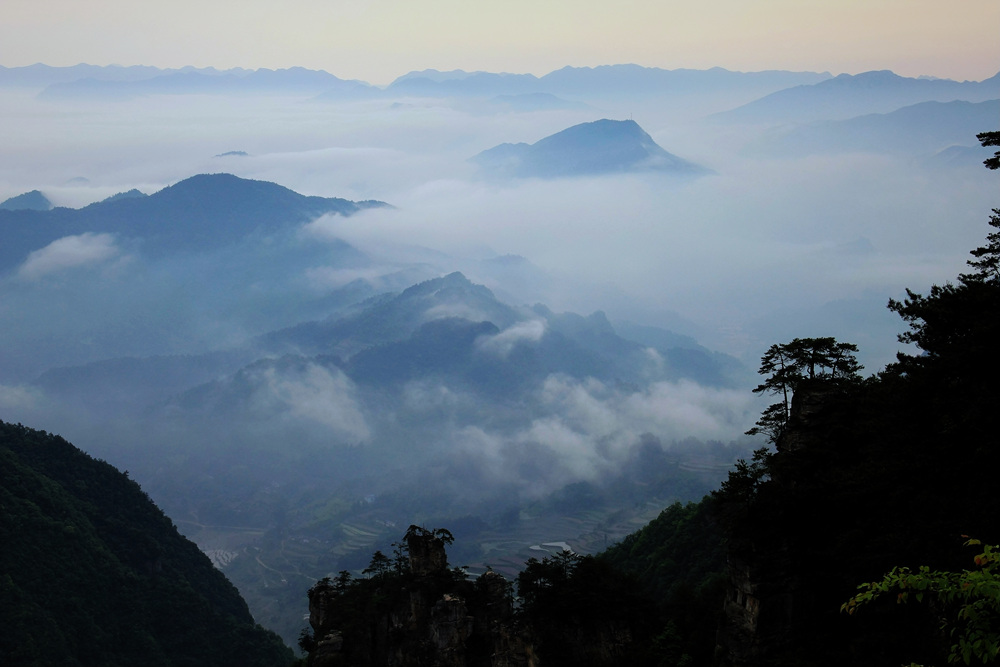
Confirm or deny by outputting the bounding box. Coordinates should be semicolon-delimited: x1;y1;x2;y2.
171;457;735;648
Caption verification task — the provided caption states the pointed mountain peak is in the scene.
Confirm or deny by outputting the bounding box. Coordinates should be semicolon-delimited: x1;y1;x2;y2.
472;118;707;178
1;189;52;211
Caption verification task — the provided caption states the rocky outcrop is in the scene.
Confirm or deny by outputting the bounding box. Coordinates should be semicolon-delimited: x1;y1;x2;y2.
776;378;853;455
717;538;799;666
305;527;533;667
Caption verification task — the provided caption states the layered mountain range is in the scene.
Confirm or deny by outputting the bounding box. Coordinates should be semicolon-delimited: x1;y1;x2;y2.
1;171;748;645
1;62;829;102
0;173;386;271
3;57;997;656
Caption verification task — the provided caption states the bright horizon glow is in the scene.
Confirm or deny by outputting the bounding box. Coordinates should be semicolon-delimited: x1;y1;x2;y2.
2;0;998;85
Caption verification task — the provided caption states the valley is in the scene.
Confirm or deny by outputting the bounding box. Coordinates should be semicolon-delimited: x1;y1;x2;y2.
1;58;997;663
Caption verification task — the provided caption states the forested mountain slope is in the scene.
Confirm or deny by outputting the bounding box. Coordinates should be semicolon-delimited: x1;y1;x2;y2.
0;420;293;666
708;151;1000;664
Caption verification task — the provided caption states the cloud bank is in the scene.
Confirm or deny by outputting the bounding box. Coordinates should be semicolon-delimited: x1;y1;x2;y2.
18;233;121;280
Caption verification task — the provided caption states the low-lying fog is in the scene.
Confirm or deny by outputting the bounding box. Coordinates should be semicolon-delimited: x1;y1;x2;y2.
1;86;992;370
3;69;995;645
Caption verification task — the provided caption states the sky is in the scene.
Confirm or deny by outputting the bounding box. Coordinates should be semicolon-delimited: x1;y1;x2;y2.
2;0;998;84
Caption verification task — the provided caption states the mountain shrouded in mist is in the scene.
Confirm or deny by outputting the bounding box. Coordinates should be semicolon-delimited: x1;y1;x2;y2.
714;69;1000;124
0;189;51;211
471;119;709;178
3;56;997;657
0;173;387;272
745;99;1000;157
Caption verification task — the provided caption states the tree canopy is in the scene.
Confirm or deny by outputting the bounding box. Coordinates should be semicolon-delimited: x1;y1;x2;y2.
977;131;1000;170
745;336;862;442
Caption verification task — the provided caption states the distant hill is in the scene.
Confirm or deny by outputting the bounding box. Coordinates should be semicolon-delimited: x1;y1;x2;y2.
926;143;998;169
202;272;742;401
385;70;541;97
99;188;147;204
487;92;590;112
0;173;387;273
471;119;709;178
38;270;744;421
714;69;1000;124
260;271;520;357
0;420;293;666
1;189;52;211
746;99;1000;157
260;272;744;388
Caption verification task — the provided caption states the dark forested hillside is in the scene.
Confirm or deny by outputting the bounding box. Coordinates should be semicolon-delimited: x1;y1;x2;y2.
601;499;728;666
709;210;1000;662
0;420;293;666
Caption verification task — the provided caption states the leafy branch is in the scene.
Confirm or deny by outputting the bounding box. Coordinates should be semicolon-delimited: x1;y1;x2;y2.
842;539;1000;665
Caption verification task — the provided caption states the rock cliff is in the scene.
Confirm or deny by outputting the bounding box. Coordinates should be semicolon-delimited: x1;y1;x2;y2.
304;526;532;667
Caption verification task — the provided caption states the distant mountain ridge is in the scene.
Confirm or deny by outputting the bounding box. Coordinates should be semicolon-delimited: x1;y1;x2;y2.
36;69;373;100
746;98;1000;157
246;271;743;394
0;173;388;272
386;64;830;99
9;65;377;100
716;69;1000;123
4;62;831;104
472;119;709;178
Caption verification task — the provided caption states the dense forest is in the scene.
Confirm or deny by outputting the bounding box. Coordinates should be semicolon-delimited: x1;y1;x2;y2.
0;421;293;666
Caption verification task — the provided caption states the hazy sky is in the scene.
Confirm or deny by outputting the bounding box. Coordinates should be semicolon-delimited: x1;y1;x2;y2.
3;0;998;84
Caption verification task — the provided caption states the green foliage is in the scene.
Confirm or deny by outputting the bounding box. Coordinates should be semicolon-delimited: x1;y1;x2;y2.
602;498;728;666
843;540;1000;665
713;447;772;508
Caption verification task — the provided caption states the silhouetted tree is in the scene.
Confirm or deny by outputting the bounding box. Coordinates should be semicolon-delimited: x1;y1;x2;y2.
978;131;1000;170
746;337;862;442
363;550;391;579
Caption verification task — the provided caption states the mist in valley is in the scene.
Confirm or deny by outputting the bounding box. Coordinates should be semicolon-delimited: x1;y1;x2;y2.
1;64;996;643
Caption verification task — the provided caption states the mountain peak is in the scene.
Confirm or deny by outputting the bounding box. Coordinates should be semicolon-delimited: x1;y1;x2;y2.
0;173;387;273
472;118;707;178
400;271;487;299
1;189;52;211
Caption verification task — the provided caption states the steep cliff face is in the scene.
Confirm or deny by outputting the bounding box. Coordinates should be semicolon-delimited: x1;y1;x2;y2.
716;381;848;666
304;528;532;667
714;367;975;666
717;536;799;666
